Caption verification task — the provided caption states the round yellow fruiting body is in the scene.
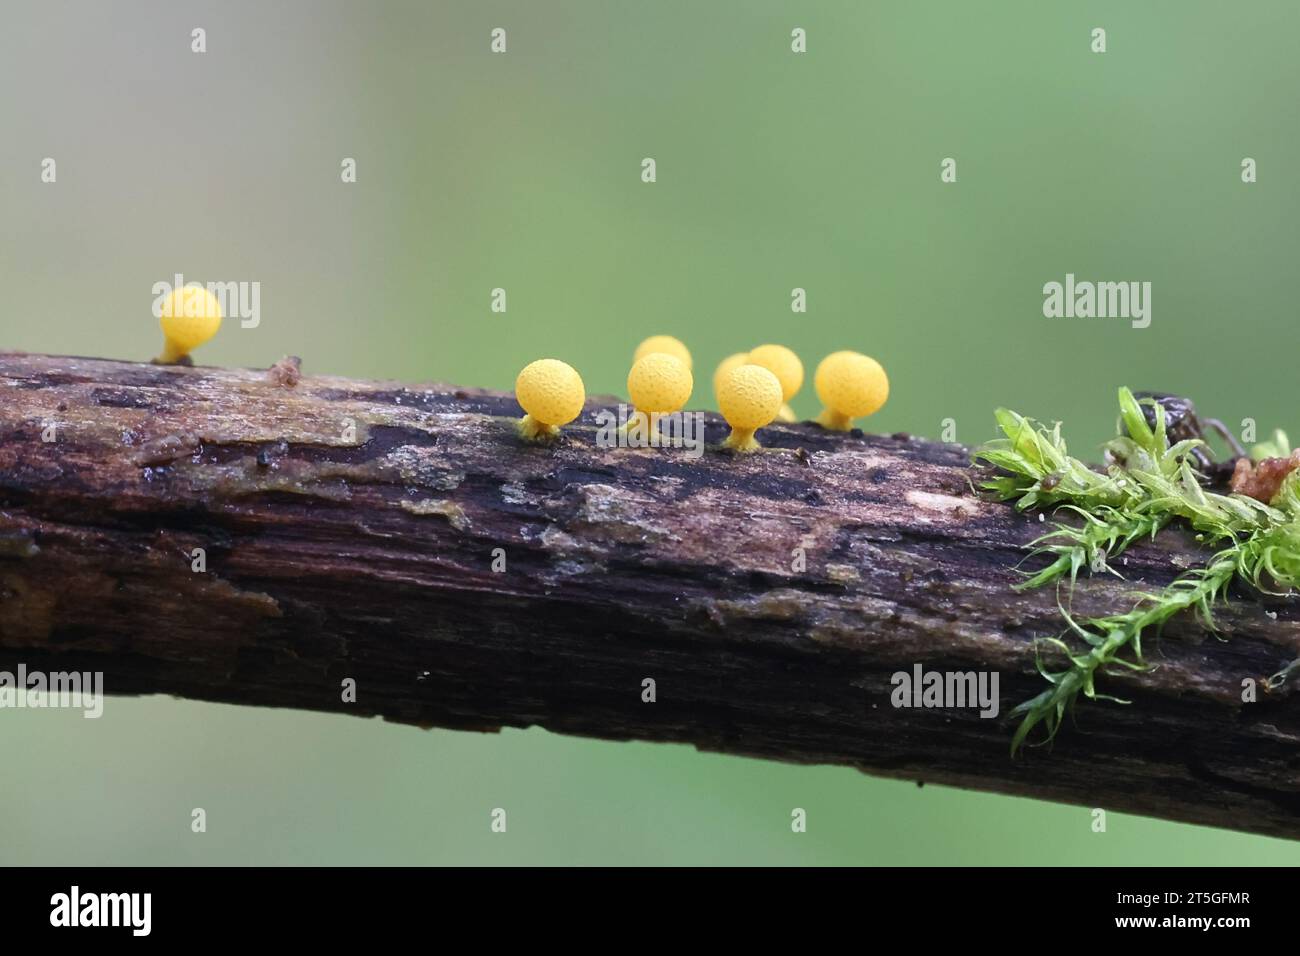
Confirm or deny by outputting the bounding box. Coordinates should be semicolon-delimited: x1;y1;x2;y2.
633;335;692;371
624;352;692;440
712;352;749;402
515;359;586;442
157;285;223;363
747;343;803;423
813;350;889;431
718;364;783;452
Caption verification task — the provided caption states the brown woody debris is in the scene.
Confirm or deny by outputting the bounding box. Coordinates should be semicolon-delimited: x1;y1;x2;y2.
267;355;303;388
1229;450;1300;503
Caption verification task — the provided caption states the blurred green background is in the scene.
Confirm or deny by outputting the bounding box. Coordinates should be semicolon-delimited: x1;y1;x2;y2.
2;0;1298;864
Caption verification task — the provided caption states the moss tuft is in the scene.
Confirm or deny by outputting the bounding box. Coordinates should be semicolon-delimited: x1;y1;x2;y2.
974;387;1300;753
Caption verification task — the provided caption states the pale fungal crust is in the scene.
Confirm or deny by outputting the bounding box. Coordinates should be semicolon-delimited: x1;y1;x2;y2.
158;286;223;364
625;352;692;439
905;490;981;520
514;358;586;442
747;343;804;423
632;334;693;370
813;350;889;431
718;364;782;452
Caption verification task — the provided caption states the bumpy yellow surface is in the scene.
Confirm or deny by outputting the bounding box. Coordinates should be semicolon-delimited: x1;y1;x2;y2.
159;286;223;354
712;352;749;398
747;344;803;402
627;353;692;413
633;335;692;370
718;364;782;430
814;351;889;419
515;359;586;426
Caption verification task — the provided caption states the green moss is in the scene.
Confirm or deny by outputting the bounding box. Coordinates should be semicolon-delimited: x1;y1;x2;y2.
974;387;1300;753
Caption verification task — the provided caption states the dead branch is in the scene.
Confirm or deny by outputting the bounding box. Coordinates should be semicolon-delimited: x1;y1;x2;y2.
1;352;1297;839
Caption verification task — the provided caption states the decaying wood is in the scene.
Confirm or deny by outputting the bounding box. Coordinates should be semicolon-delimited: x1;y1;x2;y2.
1;352;1297;839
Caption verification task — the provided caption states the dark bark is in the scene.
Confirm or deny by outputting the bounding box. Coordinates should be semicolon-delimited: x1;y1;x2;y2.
1;352;1297;839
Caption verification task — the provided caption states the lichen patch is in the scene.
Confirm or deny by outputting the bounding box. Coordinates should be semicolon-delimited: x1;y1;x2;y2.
400;498;471;531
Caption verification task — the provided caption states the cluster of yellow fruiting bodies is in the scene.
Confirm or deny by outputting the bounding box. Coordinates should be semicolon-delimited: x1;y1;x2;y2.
151;300;887;453
514;335;888;452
